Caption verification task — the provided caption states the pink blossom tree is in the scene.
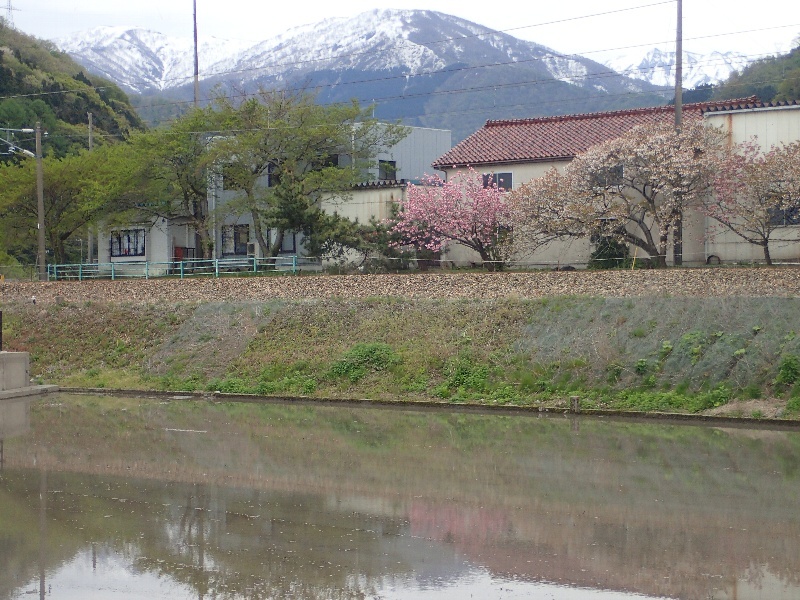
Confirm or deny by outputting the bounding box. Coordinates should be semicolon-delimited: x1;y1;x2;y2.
389;168;513;271
508;120;726;267
706;140;800;265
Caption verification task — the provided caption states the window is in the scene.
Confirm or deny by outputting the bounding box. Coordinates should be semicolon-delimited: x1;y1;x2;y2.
221;224;250;255
591;164;624;189
482;172;512;190
110;229;146;257
267;162;280;188
379;160;397;181
769;205;800;227
281;231;296;253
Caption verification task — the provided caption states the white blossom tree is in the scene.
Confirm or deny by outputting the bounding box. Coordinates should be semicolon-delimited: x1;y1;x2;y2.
508;120;726;267
706;140;800;265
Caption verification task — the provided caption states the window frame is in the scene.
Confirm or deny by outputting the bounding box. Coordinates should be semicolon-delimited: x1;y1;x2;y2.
110;228;146;258
221;224;251;256
482;172;512;191
768;205;800;227
379;160;397;181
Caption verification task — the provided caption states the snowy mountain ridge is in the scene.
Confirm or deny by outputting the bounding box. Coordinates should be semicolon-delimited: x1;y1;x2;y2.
53;9;750;141
55;11;752;96
54;9;627;95
602;48;751;89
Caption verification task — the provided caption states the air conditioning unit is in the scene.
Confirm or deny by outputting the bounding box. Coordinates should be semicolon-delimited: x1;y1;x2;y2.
247;242;256;257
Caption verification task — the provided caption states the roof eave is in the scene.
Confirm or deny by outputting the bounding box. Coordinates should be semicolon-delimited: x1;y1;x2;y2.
432;155;576;170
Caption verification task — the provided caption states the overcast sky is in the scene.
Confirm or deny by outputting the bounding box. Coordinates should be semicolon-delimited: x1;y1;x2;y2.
10;0;800;62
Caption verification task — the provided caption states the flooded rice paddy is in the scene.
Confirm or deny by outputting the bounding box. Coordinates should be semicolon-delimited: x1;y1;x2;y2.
1;393;799;599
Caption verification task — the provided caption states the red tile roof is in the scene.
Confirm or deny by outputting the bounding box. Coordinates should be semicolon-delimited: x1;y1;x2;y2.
432;98;763;169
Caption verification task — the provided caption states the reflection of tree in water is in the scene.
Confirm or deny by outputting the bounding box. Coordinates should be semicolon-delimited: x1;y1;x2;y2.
3;397;800;599
90;481;404;600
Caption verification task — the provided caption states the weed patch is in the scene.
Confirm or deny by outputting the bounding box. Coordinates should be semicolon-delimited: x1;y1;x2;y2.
328;342;401;383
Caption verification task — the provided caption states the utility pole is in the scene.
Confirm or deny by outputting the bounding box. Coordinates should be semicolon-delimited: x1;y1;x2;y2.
87;112;94;263
674;0;683;129
35;122;46;281
193;0;200;107
4;0;15;28
673;0;684;266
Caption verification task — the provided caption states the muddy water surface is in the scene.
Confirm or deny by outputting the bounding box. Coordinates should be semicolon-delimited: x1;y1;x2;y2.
1;393;799;599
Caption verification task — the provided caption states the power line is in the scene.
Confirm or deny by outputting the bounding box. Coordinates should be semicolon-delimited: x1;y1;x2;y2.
42;69;800;146
1;6;795;137
1;6;793;105
8;53;791;145
2;19;791;117
106;11;793;91
123;48;777;128
138;1;678;89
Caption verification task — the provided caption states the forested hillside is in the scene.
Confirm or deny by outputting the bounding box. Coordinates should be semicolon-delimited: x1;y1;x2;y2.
712;42;800;102
0;23;143;158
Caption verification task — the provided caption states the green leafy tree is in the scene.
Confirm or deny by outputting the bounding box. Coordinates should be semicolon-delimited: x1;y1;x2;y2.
0;143;142;264
207;90;408;257
713;43;800;102
130;107;221;258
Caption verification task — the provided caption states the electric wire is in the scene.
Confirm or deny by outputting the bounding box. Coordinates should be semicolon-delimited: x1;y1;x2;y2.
0;4;795;142
0;6;794;105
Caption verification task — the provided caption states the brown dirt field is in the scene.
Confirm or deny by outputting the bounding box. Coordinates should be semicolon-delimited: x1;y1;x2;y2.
2;266;800;306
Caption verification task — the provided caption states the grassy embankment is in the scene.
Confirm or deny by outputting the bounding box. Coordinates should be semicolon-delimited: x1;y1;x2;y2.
3;294;800;418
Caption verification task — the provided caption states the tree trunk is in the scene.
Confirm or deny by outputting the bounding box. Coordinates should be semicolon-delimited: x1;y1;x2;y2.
655;232;670;268
477;247;498;272
763;242;773;266
195;225;213;259
48;230;66;264
249;208;270;259
270;230;285;258
673;215;683;266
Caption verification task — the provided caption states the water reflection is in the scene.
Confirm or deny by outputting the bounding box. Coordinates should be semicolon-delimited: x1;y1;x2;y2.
1;393;799;599
0;396;30;468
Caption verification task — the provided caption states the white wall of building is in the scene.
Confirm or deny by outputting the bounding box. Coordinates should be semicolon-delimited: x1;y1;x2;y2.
702;105;800;264
440;106;800;268
371;126;451;182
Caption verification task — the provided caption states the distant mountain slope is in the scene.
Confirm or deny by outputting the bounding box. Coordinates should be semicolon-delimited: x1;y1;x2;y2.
603;48;751;89
54;26;253;94
0;24;143;157
711;44;800;102
54;9;668;142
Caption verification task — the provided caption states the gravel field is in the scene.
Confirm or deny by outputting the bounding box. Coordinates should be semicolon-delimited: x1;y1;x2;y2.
2;267;800;304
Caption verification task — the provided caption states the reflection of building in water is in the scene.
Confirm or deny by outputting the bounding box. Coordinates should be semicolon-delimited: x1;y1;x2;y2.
4;399;800;600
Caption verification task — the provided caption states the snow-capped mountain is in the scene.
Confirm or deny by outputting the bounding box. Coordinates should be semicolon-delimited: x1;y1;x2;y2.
603;48;750;89
57;10;646;95
54;9;667;141
55;26;252;93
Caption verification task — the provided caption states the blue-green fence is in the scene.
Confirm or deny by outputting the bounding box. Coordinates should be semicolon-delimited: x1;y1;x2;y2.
46;256;306;281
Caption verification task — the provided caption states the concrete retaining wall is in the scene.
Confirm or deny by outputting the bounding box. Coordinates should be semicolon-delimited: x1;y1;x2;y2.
0;352;29;391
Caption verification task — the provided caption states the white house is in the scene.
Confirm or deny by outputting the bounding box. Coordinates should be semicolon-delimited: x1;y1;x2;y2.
97;125;451;272
431;98;800;268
